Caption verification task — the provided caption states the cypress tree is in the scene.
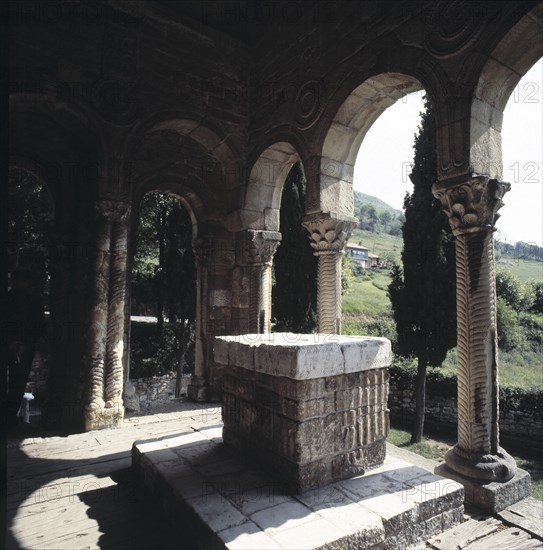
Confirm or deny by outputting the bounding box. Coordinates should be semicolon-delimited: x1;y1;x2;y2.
272;162;318;333
388;97;456;443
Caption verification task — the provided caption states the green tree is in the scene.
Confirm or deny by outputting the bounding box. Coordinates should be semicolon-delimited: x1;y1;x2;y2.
131;192;196;392
529;280;543;315
495;267;533;318
272;162;318;332
8;167;54;305
379;210;392;233
497;297;521;351
388;97;457;443
359;204;378;232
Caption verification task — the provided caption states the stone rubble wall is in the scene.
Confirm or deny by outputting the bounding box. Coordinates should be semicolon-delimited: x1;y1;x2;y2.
388;382;543;452
129;373;191;411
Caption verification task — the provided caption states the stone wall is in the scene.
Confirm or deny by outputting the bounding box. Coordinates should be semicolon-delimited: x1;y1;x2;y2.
127;373;191;412
388;382;543;453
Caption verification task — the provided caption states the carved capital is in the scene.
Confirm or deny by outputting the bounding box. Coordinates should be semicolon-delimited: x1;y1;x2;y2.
238;230;281;266
95;200;131;223
303;212;357;255
193;236;235;269
433;176;510;235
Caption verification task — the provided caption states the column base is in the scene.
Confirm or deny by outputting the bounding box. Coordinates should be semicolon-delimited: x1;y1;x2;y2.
84;402;124;431
187;378;208;402
435;463;531;514
443;445;517;481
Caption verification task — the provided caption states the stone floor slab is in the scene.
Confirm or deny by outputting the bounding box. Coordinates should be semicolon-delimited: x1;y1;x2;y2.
497;496;543;540
132;425;466;549
7;400;540;550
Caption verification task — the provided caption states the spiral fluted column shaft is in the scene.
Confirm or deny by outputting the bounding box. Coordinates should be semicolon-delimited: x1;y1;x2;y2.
433;177;518;485
237;230;281;335
455;230;499;455
249;265;263;333
302;213;357;335
316;251;342;334
105;220;128;408
261;264;272;333
86;216;111;414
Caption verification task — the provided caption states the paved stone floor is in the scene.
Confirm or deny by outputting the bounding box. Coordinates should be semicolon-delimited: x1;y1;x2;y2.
5;400;543;549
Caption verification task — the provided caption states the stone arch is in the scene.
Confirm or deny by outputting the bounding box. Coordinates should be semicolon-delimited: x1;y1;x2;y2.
132;176;205;242
121;113;242;195
126;183;200;405
242;141;301;231
470;5;543;178
318;72;424;218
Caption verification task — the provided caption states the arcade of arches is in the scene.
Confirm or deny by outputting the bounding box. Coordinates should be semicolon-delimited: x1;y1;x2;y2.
9;0;543;512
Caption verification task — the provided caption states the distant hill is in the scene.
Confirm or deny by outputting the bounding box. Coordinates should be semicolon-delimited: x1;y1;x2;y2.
353;191;402;218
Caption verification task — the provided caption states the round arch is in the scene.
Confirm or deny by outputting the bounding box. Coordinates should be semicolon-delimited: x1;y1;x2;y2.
470;5;543;178
132;175;206;242
242;141;301;231
318;72;424;219
120;112;242;193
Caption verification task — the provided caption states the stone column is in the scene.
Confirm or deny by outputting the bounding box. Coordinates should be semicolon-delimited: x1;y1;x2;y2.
85;202;113;429
303;213;357;334
238;230;281;334
433;176;531;512
85;200;130;431
104;203;130;415
188;237;212;402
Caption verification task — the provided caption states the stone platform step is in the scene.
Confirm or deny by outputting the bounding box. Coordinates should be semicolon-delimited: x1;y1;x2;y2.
132;426;464;549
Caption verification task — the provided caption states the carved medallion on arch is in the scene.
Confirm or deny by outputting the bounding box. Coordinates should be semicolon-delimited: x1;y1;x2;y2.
424;0;483;59
295;79;325;130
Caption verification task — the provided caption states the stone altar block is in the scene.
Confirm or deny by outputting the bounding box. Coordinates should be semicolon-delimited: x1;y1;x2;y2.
214;333;392;493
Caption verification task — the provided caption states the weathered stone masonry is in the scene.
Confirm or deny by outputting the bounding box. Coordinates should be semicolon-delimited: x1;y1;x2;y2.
216;333;392;493
9;0;543;513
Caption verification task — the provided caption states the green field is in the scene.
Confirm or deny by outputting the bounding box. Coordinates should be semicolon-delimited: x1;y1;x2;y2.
439;348;543;389
341;237;543;390
350;229;403;264
342;274;391;317
496;257;543;282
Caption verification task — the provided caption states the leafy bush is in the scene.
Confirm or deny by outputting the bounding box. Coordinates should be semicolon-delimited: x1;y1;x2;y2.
130;321;194;379
343;315;397;342
350;261;367;278
496;267;533;313
519;312;543;351
390;358;543;414
497;297;522;351
529;280;543;315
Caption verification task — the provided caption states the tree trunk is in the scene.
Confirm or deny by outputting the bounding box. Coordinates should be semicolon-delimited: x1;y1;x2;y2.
411;355;427;443
156;207;166;338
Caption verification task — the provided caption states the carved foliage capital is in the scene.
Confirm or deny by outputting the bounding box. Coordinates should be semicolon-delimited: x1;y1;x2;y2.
433;177;510;235
96;200;131;223
302;213;357;255
238;230;282;266
193;236;235;269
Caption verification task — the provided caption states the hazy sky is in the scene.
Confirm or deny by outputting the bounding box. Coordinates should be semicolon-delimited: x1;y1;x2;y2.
353;59;543;247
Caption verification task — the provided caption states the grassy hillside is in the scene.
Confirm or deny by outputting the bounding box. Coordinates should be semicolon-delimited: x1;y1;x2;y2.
354;191;402;217
497;257;543;282
350;229;403;264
